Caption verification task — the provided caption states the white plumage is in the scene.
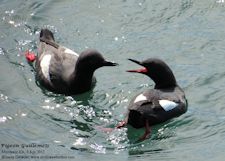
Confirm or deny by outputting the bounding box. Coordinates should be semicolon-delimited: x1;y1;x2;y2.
64;47;79;56
40;54;52;81
134;94;147;103
159;100;178;111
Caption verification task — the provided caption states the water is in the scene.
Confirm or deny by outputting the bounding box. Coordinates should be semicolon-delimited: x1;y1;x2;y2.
1;0;225;160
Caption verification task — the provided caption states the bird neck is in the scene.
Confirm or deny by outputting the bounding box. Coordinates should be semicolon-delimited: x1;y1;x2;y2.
153;73;177;89
154;81;177;89
71;68;95;93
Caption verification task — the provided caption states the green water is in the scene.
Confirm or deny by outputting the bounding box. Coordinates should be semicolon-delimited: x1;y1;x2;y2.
1;0;225;161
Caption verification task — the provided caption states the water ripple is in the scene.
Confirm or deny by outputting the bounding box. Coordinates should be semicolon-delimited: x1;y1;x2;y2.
1;0;225;160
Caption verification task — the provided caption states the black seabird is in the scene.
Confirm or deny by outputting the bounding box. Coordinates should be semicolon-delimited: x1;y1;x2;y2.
35;29;118;95
117;58;187;141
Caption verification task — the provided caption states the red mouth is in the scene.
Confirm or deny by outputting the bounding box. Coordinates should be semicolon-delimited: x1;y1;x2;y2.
127;67;148;73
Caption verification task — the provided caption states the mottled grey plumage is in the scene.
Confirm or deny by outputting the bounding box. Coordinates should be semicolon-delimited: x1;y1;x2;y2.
35;29;117;95
116;58;187;141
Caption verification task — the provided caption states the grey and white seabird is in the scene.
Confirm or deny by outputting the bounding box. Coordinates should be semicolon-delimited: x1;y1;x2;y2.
35;29;118;95
117;58;187;141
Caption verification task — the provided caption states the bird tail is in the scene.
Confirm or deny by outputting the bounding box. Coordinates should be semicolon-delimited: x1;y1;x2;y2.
40;29;55;42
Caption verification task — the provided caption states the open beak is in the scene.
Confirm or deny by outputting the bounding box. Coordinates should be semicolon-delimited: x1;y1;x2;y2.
103;60;118;66
127;58;148;74
128;58;142;65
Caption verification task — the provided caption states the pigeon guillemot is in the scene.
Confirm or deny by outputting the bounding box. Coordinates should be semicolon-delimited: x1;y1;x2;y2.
35;29;118;95
117;58;187;141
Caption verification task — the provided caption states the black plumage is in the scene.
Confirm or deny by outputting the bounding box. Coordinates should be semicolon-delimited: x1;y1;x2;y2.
35;29;117;95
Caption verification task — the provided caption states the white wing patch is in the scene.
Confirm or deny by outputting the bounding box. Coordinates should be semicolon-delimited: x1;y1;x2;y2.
134;94;147;103
159;100;178;111
40;54;52;82
64;47;79;56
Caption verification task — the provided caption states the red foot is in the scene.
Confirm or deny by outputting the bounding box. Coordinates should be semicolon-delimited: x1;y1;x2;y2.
96;120;127;133
138;120;151;141
95;126;114;133
25;51;36;62
116;121;127;128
